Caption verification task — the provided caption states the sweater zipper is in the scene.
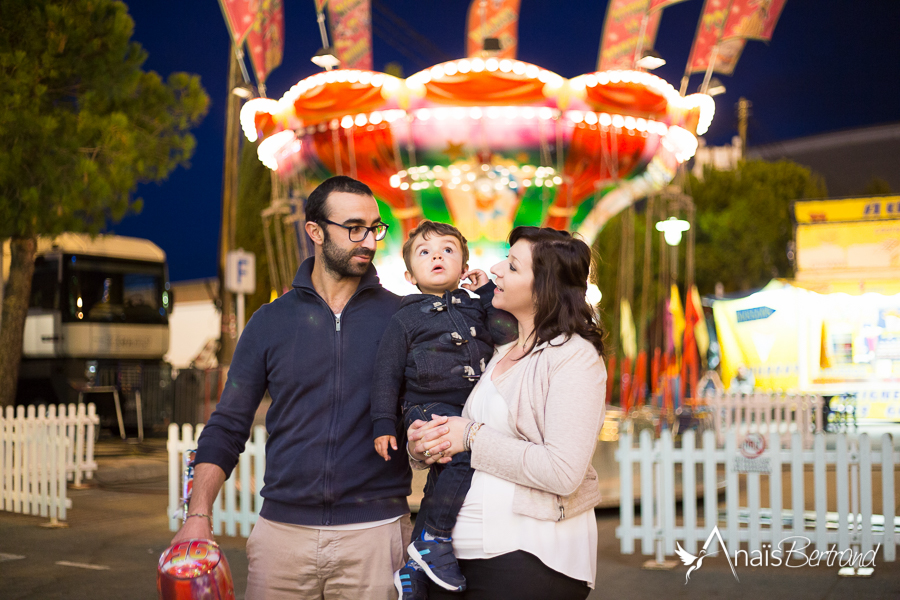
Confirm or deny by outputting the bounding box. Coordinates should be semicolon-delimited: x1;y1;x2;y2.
318;288;364;525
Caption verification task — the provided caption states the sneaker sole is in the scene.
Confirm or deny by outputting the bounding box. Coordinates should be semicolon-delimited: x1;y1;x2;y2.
407;542;464;592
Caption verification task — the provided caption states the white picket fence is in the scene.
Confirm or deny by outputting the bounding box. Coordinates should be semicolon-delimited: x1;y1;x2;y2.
167;423;267;537
617;429;898;567
0;405;76;522
703;392;824;448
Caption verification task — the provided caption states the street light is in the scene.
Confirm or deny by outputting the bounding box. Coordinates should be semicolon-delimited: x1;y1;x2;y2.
231;85;254;99
656;216;690;246
702;77;726;97
636;49;666;70
311;47;340;70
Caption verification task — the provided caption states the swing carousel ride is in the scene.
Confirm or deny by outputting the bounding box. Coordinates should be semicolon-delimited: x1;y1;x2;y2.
239;57;713;293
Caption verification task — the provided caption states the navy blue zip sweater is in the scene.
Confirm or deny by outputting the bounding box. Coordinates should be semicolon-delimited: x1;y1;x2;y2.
194;257;409;526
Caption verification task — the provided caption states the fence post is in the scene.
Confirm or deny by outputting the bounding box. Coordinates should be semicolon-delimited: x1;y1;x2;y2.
617;431;634;554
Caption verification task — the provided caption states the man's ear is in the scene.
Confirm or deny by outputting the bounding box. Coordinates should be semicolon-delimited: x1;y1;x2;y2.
305;221;325;246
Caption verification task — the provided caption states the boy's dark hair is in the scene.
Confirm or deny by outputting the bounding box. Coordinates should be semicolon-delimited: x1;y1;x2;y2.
305;176;374;227
402;220;469;273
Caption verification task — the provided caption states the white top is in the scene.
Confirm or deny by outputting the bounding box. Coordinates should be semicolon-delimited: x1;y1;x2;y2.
452;363;598;587
300;516;400;531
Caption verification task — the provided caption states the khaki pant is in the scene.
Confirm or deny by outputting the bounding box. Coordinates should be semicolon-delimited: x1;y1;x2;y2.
245;515;413;600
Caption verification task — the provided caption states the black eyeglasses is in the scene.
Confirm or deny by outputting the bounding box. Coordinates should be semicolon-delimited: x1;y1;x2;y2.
320;219;389;242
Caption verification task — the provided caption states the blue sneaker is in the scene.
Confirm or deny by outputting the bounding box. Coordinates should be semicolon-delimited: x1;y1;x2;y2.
394;563;429;600
407;536;466;592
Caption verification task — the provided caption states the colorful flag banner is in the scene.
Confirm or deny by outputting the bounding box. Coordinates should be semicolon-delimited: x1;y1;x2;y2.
246;0;284;85
465;0;522;59
686;0;746;74
690;285;710;364
621;299;638;361
722;0;787;41
327;0;373;70
218;0;259;45
650;0;690;12
669;284;686;358
597;0;661;71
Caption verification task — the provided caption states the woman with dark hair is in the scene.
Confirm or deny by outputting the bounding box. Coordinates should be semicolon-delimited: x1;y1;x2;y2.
406;226;607;600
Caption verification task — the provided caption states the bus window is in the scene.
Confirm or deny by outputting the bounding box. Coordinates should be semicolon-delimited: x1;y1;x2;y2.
63;256;167;325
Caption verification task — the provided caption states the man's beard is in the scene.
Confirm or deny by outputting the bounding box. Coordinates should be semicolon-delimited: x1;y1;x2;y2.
321;231;375;278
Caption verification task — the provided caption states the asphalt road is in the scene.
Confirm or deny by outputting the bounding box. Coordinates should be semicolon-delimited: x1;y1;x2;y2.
2;484;899;599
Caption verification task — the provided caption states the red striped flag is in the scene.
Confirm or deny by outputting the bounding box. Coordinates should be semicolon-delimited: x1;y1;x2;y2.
650;0;690;12
597;0;661;71
327;0;373;70
465;0;522;59
246;0;284;85
686;0;746;75
722;0;787;41
218;0;259;45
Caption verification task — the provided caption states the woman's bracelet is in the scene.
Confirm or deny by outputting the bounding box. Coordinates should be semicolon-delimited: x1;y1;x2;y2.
406;441;426;464
464;422;483;452
185;512;213;528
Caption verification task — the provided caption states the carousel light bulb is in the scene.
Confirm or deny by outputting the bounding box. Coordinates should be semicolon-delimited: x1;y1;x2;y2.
370;111;383;125
434;180;443;187
431;65;445;79
355;114;367;126
452;107;466;120
466;172;476;182
612;114;625;128
458;59;472;73
469;107;482;119
400;182;410;190
609;72;621;84
636;118;647;132
597;73;610;85
553;176;562;184
523;179;532;187
585;74;598;87
359;71;373;85
584;112;598;125
462;184;471;191
499;59;512;72
569;111;584;124
522;108;535;119
539;107;553;120
512;61;526;75
624;116;636;130
390;175;400;188
371;74;385;87
347;71;360;83
481;164;490;171
341;115;354;128
485;58;499;71
444;62;458;76
471;58;485;72
525;65;539;79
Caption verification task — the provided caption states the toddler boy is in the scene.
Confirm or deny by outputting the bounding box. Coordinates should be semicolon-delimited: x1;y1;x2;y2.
370;220;516;599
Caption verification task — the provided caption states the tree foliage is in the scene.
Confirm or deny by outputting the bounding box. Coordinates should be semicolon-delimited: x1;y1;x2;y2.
0;0;208;237
689;159;826;295
0;0;209;407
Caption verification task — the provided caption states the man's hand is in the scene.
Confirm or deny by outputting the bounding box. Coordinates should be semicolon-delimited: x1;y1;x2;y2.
461;269;489;291
375;435;398;461
171;514;214;545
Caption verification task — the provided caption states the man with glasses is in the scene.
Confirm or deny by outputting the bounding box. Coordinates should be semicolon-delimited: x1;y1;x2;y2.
174;176;414;599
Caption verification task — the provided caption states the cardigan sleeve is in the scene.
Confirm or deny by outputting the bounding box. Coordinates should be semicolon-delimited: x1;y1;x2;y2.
469;343;607;496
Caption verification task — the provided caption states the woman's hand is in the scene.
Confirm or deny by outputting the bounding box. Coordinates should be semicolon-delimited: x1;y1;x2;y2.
407;415;454;465
425;416;470;458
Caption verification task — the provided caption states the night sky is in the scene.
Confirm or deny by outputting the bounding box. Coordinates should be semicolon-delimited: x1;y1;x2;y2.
113;0;900;283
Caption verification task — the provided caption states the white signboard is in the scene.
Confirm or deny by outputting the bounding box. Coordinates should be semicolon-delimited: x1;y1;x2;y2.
226;250;256;294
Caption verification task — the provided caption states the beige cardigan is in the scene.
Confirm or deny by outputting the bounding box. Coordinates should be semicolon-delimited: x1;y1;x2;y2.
463;333;607;522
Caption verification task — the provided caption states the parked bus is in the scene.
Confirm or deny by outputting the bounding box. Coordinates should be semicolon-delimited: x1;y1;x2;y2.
2;234;172;408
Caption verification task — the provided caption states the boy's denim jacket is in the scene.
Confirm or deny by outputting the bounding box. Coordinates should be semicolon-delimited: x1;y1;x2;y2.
370;282;517;439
